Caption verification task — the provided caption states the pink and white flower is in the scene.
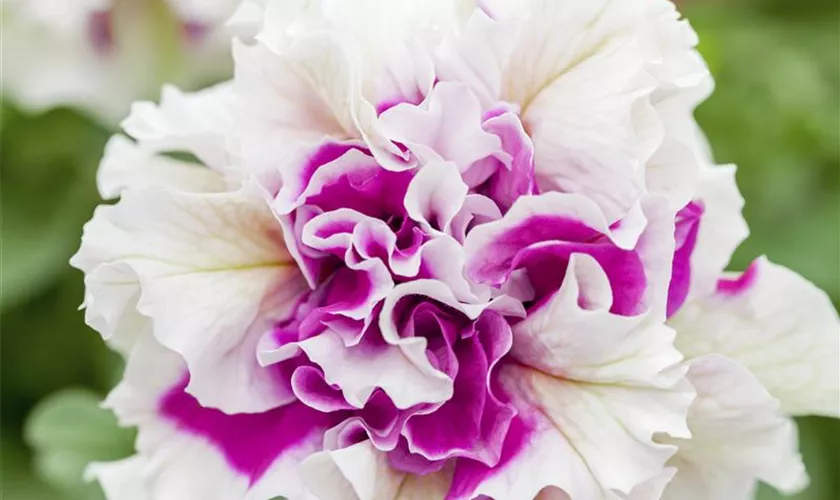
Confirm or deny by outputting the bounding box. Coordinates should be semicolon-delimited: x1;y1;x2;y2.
1;0;247;123
72;1;839;499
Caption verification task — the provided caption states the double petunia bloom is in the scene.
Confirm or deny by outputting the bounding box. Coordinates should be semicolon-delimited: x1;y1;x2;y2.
71;1;839;499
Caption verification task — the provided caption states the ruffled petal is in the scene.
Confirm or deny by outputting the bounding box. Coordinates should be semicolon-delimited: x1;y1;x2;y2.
301;440;454;500
671;257;840;417
488;0;656;220
448;363;692;500
231;38;353;178
512;254;684;385
439;0;709;220
661;355;807;500
121;83;238;173
464;192;674;318
260;327;451;411
97;135;225;200
98;335;332;500
404;161;469;234
379;82;501;172
71;182;307;413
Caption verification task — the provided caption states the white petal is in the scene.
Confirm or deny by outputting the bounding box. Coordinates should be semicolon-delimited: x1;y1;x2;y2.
622;468;677;500
452;364;692;500
493;0;660;220
662;355;807;500
0;1;145;124
71;182;307;413
461;0;710;221
317;0;473;103
104;335;323;500
642;2;710;210
434;9;519;109
301;440;454;500
1;0;236;125
671;257;840;417
86;456;150;500
97;135;225;200
512;253;684;387
644;134;699;213
122;83;238;173
522;43;652;221
301;441;404;500
79;262;148;356
404;161;468;234
232;38;354;178
301;441;451;500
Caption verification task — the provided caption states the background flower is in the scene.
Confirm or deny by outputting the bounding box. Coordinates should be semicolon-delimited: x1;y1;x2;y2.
0;0;245;125
1;0;838;500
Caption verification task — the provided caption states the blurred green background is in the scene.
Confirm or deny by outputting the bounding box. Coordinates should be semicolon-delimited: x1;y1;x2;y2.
1;0;838;498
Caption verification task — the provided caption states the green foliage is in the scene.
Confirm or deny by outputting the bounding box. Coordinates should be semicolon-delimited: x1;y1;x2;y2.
0;105;109;311
24;390;136;500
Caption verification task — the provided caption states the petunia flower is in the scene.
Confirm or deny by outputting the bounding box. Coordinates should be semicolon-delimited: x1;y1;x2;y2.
71;1;839;499
0;0;247;124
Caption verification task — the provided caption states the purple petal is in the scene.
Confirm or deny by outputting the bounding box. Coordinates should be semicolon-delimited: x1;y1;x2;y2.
666;201;704;317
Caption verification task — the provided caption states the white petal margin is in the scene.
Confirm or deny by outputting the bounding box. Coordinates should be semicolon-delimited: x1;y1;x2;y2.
661;355;807;500
71;181;307;413
671;257;840;417
450;255;692;499
300;440;452;500
87;336;320;500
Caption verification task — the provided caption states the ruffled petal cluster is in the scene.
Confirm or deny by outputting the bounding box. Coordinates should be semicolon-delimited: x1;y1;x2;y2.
72;1;839;499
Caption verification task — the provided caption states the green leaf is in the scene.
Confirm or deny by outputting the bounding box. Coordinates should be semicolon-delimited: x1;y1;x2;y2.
24;389;136;500
0;104;108;312
1;200;90;312
1;435;72;500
